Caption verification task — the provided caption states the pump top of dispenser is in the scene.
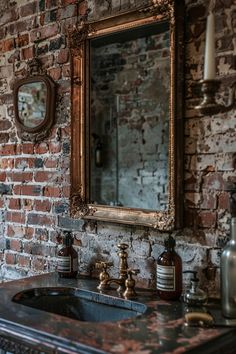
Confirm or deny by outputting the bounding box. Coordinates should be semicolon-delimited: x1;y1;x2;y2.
164;235;176;249
183;270;208;306
63;231;74;247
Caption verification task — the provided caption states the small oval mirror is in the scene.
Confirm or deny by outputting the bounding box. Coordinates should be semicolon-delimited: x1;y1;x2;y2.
14;75;56;142
18;81;47;129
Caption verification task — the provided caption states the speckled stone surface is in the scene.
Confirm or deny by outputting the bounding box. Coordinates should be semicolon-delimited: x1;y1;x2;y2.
0;273;235;354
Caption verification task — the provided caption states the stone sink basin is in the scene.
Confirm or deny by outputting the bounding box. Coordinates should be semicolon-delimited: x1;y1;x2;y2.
12;287;147;323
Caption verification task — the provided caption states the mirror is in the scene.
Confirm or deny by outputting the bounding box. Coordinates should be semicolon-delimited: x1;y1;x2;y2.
13;60;56;142
18;81;47;128
70;1;184;230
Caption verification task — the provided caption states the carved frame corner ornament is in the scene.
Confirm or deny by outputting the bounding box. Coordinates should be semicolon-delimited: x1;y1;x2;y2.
70;0;184;231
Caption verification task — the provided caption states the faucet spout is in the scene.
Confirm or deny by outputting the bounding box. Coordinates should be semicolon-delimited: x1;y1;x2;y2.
98;277;125;293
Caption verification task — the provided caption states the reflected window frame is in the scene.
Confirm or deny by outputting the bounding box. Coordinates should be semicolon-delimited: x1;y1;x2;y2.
69;3;184;231
13;74;56;142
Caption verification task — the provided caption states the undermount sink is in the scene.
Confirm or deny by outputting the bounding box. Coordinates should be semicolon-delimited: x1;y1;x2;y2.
12;287;147;323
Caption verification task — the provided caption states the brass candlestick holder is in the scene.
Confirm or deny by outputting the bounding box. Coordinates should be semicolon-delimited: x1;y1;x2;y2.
195;79;236;116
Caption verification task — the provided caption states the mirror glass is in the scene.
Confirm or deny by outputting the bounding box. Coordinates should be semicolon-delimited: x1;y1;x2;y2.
90;21;170;211
18;81;47;128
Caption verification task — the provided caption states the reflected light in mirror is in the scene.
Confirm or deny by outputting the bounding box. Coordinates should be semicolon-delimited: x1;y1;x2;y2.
90;21;170;211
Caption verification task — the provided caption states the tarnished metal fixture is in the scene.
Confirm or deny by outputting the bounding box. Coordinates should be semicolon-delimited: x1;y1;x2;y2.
195;79;236;116
96;243;139;299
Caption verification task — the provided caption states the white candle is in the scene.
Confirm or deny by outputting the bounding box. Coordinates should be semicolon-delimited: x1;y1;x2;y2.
204;12;216;80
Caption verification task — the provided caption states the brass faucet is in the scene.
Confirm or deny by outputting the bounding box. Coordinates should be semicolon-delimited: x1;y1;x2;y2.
96;243;129;293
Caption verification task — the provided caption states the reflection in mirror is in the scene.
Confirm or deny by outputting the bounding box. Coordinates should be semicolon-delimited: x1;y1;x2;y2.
90;22;170;210
18;82;47;128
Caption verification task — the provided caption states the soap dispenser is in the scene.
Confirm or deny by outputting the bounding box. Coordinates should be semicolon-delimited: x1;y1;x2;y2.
183;271;208;306
57;231;78;278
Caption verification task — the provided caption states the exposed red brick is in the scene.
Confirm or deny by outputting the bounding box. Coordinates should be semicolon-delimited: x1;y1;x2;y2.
21;46;34;60
7;225;24;237
34;171;53;182
27;213;55;226
43;186;61;198
5;211;25;224
79;1;88;16
198;211;217;228
0;158;14;169
0;144;16;156
15;157;35;169
201;193;217;210
218;192;230;210
22;143;34;154
7;172;33;182
5;253;16;265
48;142;61;153
31;24;59;42
44;158;58;168
57;48;69;64
202;173;225;191
15;33;29;48
34;142;49;154
1;38;15;53
62;63;70;77
13;185;41;196
17;255;31;268
34;199;52;212
0;172;6;182
48;67;62;81
10;239;22;252
19;2;37;17
0;199;4;208
22;199;34;211
8;198;21;210
0;120;11;130
25;227;34;240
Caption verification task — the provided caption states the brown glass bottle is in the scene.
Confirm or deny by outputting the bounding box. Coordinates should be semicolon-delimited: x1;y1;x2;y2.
156;236;182;300
57;232;78;278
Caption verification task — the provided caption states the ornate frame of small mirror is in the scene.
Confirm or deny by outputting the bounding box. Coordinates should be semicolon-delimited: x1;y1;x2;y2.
13;58;56;142
69;0;184;230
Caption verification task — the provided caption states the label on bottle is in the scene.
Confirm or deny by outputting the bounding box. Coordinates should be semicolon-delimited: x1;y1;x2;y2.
156;264;175;291
73;257;78;272
57;256;71;273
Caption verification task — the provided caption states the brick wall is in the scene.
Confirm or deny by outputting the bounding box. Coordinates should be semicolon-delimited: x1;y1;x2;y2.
0;0;235;297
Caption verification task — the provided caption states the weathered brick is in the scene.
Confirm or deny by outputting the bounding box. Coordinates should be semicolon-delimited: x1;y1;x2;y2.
0;172;6;182
5;211;25;224
202;173;225;191
31;24;59;42
13;185;41;196
22;143;34;155
34;142;48;154
10;239;22;252
57;48;69;64
21;46;35;60
34;200;52;212
48;67;62;81
27;213;55;226
15;34;29;48
20;2;37;18
198;211;217;228
8;198;21;210
5;252;16;265
7;172;33;183
17;255;31;268
43;186;61;198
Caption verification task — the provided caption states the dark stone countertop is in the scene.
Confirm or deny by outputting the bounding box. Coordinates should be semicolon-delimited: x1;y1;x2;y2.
0;272;235;354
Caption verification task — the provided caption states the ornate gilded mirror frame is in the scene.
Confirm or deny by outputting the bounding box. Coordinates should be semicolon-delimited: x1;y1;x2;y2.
69;0;184;230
